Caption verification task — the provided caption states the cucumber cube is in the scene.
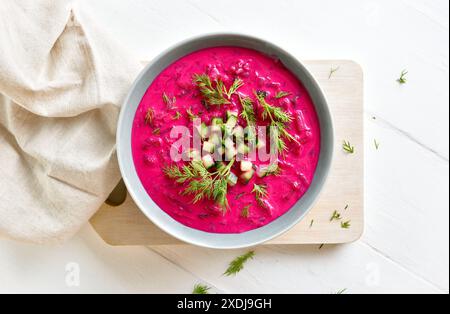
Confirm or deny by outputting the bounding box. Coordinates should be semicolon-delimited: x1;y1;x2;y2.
203;141;215;153
257;140;266;150
225;146;237;161
239;169;255;184
237;143;250;155
202;155;215;169
211;117;223;126
210;133;222;146
224;137;235;149
240;160;253;172
210;125;222;135
225;115;238;129
227;172;238;186
232;126;245;138
187;149;201;161
227;110;239;119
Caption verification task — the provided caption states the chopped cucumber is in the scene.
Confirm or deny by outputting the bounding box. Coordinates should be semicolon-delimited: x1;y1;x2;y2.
187;149;201;161
223;125;234;138
225;115;238;129
239;169;255;184
202;141;215;153
227;172;238;186
210;133;222;146
257;140;266;150
211;117;223;126
227;110;239;119
240;160;253;172
210;125;222;135
225;146;237;161
232;126;245;138
224;137;235;149
202;155;215;169
237;143;250;155
215;161;226;171
200;123;209;139
216;146;224;156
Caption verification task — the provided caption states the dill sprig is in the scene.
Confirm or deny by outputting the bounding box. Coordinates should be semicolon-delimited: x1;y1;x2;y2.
172;111;182;120
241;205;251;218
226;78;244;98
263;163;281;177
192;284;210;294
309;219;314;228
374;139;380;150
397;70;408;84
342;141;355;154
164;159;235;211
162;92;176;108
145;108;154;125
256;91;298;154
335;288;347;294
239;96;257;125
186;107;198;121
275;91;291;99
330;210;342;222
252;184;268;207
224;251;255;276
341;220;351;229
329;66;340;79
193;74;243;106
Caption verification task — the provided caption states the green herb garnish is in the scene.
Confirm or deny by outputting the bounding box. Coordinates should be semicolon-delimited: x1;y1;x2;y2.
319;244;325;250
309;220;314;228
255;91;298;154
224;251;255;276
192;284;210;294
342;141;355;154
330;210;342;222
252;183;268;207
186;107;198;121
193;74;243;106
341;220;351;229
164;159;235;211
241;205;251;218
344;204;349;210
162;92;176;108
275;91;291;99
329;66;340;79
397;70;408;84
335;288;347;294
145;108;154;125
374;139;380;150
152;128;160;135
239;96;257;125
172;111;182;120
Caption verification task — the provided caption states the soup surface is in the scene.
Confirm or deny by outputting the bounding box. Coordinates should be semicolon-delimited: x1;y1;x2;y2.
131;46;321;233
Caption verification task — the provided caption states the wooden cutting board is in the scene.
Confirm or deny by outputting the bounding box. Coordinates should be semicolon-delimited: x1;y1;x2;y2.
90;60;364;246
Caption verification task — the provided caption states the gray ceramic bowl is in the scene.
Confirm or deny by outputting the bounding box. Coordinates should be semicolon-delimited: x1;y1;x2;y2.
117;33;334;249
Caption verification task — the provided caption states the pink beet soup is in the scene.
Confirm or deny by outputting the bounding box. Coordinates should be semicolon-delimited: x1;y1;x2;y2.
131;46;321;233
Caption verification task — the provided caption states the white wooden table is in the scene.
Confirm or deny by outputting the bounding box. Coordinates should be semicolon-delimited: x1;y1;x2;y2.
0;0;448;294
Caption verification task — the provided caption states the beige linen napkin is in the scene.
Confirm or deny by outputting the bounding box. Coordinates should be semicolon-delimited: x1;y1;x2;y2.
0;0;142;243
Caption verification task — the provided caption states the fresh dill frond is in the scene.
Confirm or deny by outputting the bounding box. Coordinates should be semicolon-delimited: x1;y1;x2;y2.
342;141;355;154
224;251;255;276
145;108;154;125
162;92;176;108
344;204;349;210
310;219;314;228
341;220;351;229
397;70;408;84
239;96;257;125
192;284;210;294
241;205;251;218
261;163;281;177
252;184;268;207
374;139;380;150
172;111;182;120
329;66;340;79
335;288;347;294
330;210;342;222
275;91;291;99
226;78;244;98
164;159;235;211
193;73;229;106
186;107;198;121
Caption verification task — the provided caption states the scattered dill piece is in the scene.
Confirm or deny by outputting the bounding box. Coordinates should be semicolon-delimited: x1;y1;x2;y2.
318;244;325;250
239;96;257;125
397;70;408;84
329;66;340;79
226;78;244;98
224;251;255;276
164;159;235;211
342;141;355;154
261;163;281;177
252;184;268;207
374;139;380;150
309;220;314;228
341;220;351;229
152;128;160;135
162;92;176;108
172;111;182;120
275;91;291;99
192;284;210;294
186;107;198;121
193;73;229;106
235;192;246;200
335;288;347;295
241;205;251;218
145;108;154;125
330;210;342;222
344;204;349;210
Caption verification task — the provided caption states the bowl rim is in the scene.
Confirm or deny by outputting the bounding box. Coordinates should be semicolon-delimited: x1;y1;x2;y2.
117;32;334;249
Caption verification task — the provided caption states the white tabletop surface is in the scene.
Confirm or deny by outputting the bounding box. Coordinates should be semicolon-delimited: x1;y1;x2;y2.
0;0;448;294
